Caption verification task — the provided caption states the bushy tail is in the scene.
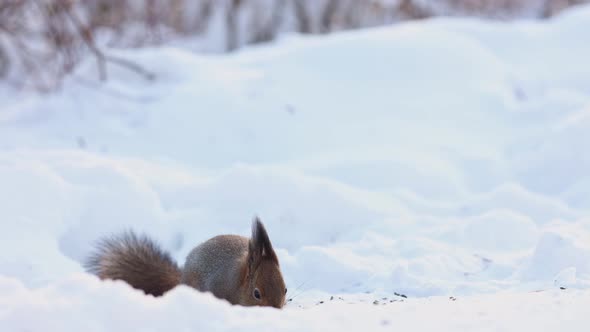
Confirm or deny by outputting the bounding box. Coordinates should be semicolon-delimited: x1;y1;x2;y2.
85;231;182;296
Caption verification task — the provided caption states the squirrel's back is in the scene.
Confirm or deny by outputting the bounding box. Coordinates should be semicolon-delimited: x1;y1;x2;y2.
182;235;249;303
85;231;181;296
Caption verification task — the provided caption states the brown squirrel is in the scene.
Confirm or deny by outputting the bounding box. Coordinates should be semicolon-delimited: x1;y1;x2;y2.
85;218;287;308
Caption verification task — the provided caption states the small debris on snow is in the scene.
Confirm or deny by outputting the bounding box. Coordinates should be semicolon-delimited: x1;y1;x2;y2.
394;292;408;298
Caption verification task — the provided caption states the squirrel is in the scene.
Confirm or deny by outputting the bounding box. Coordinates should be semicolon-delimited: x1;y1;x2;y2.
85;218;287;309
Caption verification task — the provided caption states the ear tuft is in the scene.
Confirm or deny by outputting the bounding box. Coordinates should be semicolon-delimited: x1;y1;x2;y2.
250;217;278;264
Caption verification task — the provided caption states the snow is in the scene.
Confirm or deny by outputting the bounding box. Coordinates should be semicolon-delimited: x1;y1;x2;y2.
1;275;589;331
2;4;590;331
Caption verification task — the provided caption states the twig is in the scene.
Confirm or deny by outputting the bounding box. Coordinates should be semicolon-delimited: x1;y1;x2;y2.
61;1;154;82
104;54;155;81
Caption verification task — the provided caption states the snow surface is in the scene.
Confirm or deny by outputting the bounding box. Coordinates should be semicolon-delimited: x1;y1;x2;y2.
2;4;590;331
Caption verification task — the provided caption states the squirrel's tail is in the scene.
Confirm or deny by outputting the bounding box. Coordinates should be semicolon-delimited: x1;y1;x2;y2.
85;231;182;296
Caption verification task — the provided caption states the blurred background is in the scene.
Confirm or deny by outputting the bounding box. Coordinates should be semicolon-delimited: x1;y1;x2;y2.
0;0;588;91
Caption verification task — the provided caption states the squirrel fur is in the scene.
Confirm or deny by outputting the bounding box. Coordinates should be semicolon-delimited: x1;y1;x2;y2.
85;218;287;308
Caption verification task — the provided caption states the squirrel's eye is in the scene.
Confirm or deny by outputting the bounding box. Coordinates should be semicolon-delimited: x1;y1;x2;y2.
253;288;261;300
285;288;288;294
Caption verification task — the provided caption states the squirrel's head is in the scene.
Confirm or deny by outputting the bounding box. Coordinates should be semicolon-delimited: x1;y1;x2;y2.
242;218;286;309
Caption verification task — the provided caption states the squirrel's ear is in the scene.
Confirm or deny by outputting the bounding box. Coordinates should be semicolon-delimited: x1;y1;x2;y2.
249;217;278;266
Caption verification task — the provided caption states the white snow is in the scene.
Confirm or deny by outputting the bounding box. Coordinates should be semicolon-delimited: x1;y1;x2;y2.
2;274;589;331
2;4;590;331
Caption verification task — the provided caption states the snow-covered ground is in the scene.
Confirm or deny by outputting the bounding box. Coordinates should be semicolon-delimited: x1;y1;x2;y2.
2;4;590;331
2;276;587;331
